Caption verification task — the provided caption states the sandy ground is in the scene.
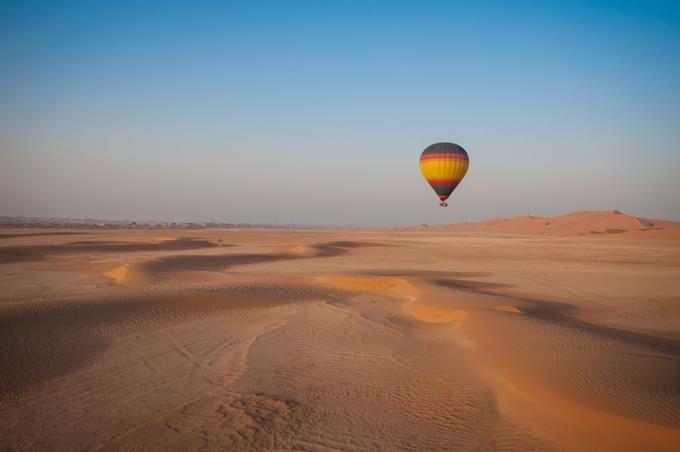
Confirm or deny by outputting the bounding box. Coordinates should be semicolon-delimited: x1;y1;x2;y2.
0;228;679;451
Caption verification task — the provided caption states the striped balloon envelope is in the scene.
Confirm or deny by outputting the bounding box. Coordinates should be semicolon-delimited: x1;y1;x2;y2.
419;142;469;206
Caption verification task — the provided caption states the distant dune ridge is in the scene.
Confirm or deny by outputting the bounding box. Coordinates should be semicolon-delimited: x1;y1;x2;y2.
2;210;679;236
430;210;680;237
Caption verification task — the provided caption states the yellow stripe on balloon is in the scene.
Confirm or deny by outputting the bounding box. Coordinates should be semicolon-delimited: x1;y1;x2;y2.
419;159;469;180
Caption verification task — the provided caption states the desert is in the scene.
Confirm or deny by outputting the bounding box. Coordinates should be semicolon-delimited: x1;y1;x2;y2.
4;1;680;450
1;211;679;451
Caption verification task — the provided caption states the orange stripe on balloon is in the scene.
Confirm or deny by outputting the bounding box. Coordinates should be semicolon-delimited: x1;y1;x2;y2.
425;178;461;184
419;154;469;162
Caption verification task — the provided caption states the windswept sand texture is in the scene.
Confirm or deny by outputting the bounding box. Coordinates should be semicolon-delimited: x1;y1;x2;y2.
1;227;679;451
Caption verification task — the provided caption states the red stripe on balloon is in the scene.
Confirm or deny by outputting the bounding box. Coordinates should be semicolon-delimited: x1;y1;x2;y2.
426;178;461;184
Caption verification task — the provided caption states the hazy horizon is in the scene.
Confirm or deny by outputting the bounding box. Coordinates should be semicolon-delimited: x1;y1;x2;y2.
0;207;674;229
2;1;680;226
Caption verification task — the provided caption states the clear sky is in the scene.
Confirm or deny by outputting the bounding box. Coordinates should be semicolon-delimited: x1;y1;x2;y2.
1;1;679;226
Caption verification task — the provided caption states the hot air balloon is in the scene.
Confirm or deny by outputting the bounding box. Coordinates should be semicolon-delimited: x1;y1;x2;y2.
419;142;469;207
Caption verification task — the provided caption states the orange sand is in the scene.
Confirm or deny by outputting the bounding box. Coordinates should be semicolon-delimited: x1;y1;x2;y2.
1;226;679;451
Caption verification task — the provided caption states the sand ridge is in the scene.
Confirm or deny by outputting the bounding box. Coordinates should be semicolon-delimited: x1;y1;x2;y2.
0;237;222;265
101;241;385;286
431;210;680;237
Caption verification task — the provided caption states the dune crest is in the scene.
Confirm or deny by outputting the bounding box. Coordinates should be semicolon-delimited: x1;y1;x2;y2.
288;245;317;256
317;275;419;301
431;210;680;237
494;304;523;314
104;264;129;282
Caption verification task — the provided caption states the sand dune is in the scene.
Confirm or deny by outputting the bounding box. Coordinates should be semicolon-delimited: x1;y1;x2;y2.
1;227;679;451
435;210;680;237
104;241;371;286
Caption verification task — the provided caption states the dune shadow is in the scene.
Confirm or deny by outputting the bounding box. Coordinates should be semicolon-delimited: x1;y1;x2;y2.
311;241;391;256
311;241;374;257
589;229;626;234
361;270;493;279
139;241;376;275
431;278;512;290
0;238;224;264
63;238;225;252
144;253;294;273
427;275;680;357
522;300;680;356
0;232;87;240
0;252;46;264
325;241;371;248
361;268;680;357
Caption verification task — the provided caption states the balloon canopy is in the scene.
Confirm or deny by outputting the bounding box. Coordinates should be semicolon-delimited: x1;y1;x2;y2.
419;143;469;207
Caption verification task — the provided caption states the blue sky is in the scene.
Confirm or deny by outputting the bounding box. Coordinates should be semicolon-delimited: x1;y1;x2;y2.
1;1;679;225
